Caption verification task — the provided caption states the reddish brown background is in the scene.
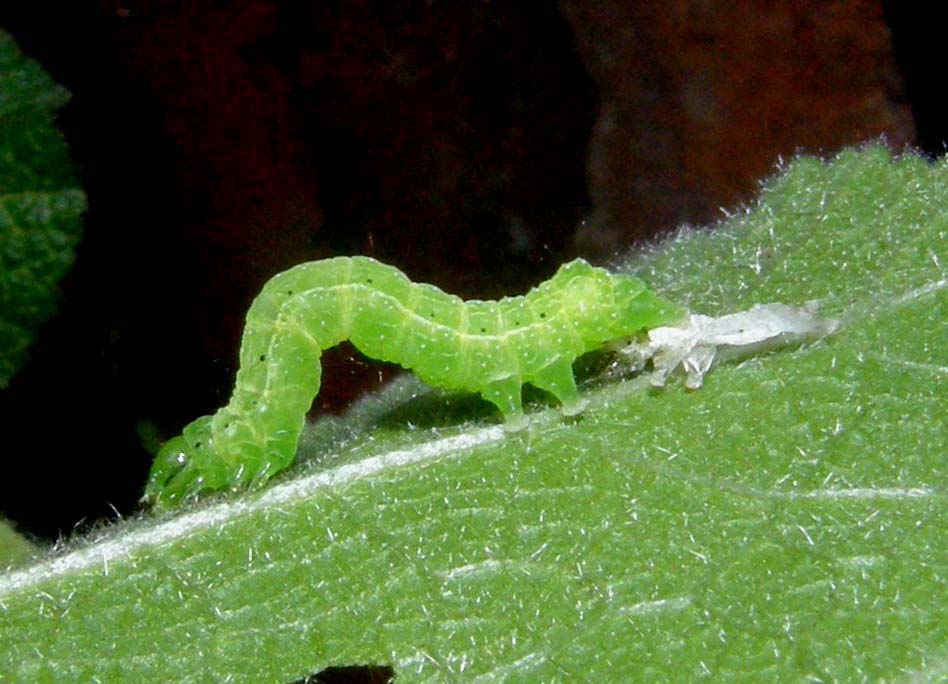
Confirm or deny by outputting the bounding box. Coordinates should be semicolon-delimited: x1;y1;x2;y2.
0;1;933;536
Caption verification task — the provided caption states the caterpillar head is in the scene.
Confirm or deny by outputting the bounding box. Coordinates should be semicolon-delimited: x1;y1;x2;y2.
144;410;278;507
144;415;219;507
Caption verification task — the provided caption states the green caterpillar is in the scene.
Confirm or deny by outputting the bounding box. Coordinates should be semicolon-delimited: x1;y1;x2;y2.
145;257;685;506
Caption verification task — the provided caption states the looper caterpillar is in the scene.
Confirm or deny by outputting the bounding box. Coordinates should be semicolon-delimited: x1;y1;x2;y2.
145;256;685;506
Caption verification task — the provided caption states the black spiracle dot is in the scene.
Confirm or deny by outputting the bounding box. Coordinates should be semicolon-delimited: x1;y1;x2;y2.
366;277;373;284
259;354;266;362
539;312;547;319
285;290;294;296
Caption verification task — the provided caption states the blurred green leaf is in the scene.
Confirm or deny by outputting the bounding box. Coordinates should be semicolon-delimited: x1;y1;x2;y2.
0;28;86;388
0;146;944;683
0;518;39;571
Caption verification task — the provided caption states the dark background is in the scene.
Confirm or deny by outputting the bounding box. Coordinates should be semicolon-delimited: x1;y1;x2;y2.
0;1;938;540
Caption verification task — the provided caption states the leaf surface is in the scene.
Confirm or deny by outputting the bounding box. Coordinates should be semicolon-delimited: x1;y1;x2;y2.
1;146;944;683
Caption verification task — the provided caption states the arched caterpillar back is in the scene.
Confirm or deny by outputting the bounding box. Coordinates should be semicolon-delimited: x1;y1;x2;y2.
145;257;685;506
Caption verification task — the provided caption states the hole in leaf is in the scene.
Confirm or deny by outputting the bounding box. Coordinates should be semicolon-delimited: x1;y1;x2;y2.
290;664;395;684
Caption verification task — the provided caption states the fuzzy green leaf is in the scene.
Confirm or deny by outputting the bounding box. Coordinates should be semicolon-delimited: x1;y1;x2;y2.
1;146;944;683
0;29;86;388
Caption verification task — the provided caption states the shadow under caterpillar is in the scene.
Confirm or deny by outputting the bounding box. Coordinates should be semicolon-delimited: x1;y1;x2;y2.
145;256;685;506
